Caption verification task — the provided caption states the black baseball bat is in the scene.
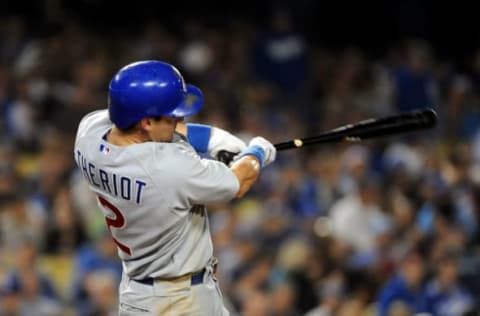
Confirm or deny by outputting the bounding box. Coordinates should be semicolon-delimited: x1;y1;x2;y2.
217;108;437;165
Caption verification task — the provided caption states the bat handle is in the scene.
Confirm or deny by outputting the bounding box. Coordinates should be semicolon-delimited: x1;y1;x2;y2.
216;150;237;165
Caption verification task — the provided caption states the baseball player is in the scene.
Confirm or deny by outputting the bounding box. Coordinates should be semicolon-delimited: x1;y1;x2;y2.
73;60;276;315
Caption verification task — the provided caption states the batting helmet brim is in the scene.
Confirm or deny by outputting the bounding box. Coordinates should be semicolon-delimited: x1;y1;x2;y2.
166;84;204;118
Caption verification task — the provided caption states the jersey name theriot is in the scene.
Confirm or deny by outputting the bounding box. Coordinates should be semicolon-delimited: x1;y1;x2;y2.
74;110;239;280
75;149;147;204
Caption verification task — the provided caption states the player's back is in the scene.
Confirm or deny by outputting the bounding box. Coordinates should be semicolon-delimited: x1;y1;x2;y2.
74;110;239;280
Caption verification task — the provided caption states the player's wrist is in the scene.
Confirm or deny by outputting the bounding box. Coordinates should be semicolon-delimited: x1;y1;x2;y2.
186;123;212;153
238;145;265;168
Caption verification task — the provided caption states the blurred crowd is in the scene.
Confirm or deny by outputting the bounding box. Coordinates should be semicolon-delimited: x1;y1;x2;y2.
1;7;480;316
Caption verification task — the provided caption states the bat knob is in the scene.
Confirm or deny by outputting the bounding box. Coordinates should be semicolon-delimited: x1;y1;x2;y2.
216;150;236;165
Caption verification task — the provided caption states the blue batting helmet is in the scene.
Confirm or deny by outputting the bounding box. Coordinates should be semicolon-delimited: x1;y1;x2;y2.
108;60;203;129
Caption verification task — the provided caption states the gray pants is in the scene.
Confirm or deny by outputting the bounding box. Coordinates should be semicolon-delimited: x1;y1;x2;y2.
118;270;229;316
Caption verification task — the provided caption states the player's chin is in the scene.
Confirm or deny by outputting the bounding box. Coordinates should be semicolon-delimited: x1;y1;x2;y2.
154;131;174;143
165;131;175;142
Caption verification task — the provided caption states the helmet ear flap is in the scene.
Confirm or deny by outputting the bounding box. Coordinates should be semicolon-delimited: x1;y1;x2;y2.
108;61;203;129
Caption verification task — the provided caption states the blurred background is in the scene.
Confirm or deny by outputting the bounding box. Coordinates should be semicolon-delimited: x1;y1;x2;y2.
1;0;480;315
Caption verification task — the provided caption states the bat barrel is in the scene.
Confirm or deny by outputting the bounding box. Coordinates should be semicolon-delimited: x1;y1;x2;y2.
274;108;437;151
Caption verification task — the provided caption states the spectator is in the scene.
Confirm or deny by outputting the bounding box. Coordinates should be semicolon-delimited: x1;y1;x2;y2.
251;7;309;99
0;286;21;316
269;280;300;316
9;269;62;316
304;270;346;316
418;249;475;316
391;39;439;113
80;270;118;316
336;298;367;316
1;238;58;300
377;247;426;316
43;187;88;254
0;193;46;251
0;238;62;315
70;231;122;313
329;174;391;260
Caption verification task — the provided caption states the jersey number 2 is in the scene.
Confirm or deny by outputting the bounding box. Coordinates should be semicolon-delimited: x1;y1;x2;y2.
98;196;132;256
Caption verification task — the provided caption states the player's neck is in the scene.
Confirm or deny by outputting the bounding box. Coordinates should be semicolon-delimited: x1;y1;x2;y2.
108;126;150;146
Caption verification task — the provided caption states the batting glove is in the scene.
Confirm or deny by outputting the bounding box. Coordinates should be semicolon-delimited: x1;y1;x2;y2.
208;127;247;159
239;136;276;168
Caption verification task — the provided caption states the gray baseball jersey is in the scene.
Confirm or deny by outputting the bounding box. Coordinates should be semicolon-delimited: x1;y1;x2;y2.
74;110;239;280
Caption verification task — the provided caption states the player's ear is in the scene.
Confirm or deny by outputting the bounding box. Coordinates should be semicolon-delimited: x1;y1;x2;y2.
139;118;153;132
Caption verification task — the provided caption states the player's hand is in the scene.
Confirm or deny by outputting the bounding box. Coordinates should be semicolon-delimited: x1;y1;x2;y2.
208;127;247;161
248;136;276;167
